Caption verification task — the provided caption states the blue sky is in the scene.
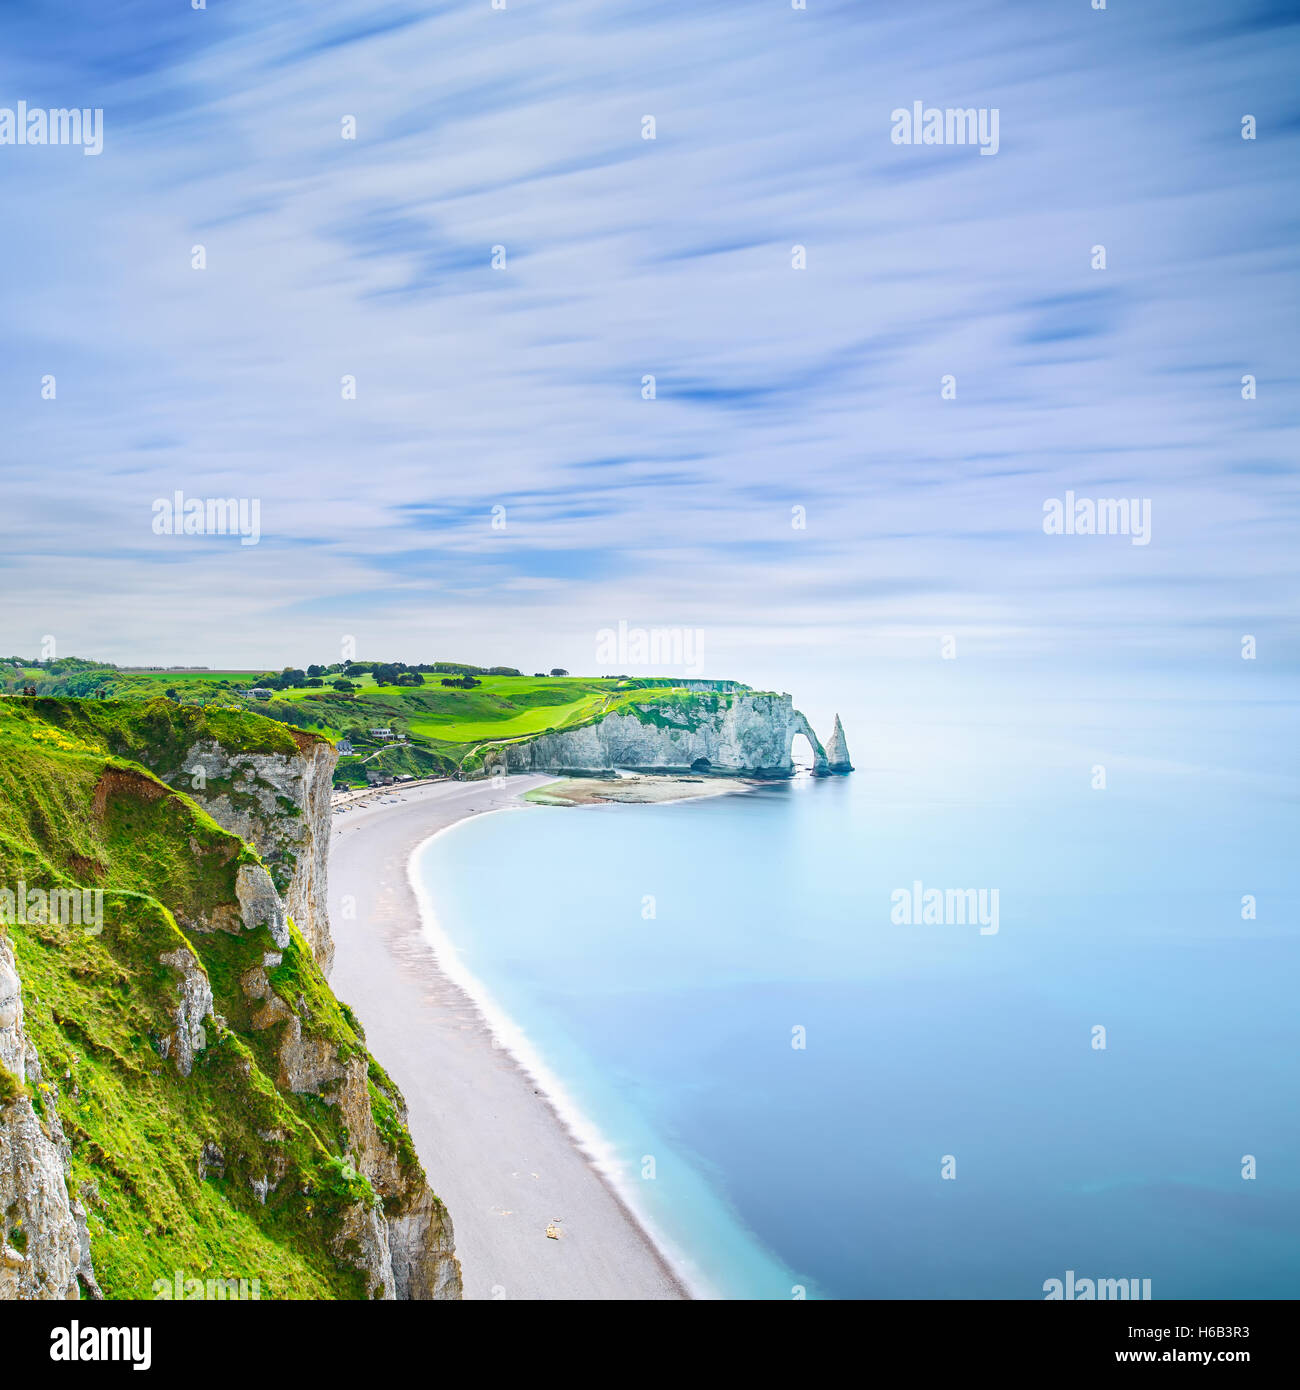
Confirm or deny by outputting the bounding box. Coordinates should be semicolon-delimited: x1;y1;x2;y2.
1;0;1297;719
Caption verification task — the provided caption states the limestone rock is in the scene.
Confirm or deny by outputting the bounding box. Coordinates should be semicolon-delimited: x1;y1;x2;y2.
825;714;853;773
0;955;20;1037
333;1197;395;1301
235;864;289;949
387;1188;461;1300
198;1141;225;1181
70;1197;102;1300
0;936;94;1301
335;1055;462;1300
500;692;831;778
171;736;336;973
158;947;213;1077
238;963;461;1298
276;1015;346;1095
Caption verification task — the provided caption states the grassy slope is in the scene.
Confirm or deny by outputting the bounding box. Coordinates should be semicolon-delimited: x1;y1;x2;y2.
0;698;427;1298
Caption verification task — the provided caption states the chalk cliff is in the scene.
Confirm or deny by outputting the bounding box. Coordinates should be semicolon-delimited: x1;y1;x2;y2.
163;733;337;975
0;698;461;1302
39;703;338;976
0;936;94;1300
825;714;853;773
497;692;844;778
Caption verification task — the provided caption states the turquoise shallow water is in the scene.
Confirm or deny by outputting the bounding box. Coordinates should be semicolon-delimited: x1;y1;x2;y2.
414;691;1300;1299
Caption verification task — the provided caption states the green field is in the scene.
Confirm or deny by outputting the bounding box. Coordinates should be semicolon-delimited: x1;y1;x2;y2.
276;674;625;741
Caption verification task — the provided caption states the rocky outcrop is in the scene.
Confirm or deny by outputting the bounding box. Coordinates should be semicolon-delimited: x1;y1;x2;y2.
334;1197;395;1301
499;692;836;778
825;714;853;773
157;947;214;1078
172;735;336;973
335;1056;461;1300
387;1189;461;1300
0;937;94;1300
234;864;289;949
239;948;463;1301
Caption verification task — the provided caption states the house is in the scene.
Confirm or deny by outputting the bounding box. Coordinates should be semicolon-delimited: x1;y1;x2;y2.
369;727;395;741
395;773;414;782
336;739;354;755
249;688;273;700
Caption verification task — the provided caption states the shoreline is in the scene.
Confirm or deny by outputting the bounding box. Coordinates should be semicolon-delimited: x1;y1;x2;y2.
326;775;695;1300
524;771;758;807
406;805;714;1299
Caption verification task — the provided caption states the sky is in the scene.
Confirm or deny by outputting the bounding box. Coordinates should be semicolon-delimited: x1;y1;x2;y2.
1;0;1297;727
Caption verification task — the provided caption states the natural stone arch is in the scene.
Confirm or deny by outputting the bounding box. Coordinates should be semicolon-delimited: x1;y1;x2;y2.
789;711;829;776
790;730;817;771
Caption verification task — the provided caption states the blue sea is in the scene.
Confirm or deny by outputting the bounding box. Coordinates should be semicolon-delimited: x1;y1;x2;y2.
414;685;1300;1299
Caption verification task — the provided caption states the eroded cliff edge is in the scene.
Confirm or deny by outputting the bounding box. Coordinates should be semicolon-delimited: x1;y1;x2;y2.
159;730;337;975
1;935;97;1300
0;698;460;1301
69;705;339;977
495;691;848;779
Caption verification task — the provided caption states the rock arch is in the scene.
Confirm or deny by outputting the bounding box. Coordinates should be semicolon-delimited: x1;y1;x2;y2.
789;710;829;776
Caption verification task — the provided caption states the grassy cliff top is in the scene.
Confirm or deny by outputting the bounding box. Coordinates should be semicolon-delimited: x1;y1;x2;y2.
0;693;313;763
4;665;778;786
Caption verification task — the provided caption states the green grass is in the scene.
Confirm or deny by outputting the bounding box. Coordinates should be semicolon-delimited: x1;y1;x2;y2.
0;1058;25;1107
0;696;436;1299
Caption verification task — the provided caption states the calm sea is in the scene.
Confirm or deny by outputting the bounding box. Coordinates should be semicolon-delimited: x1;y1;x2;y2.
414;688;1300;1298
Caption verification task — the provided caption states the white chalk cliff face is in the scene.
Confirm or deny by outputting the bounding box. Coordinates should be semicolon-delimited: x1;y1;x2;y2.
168;735;337;974
0;937;95;1301
499;692;845;777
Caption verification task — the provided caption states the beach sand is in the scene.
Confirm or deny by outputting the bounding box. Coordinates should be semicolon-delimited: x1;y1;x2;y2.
525;772;757;806
327;776;689;1300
